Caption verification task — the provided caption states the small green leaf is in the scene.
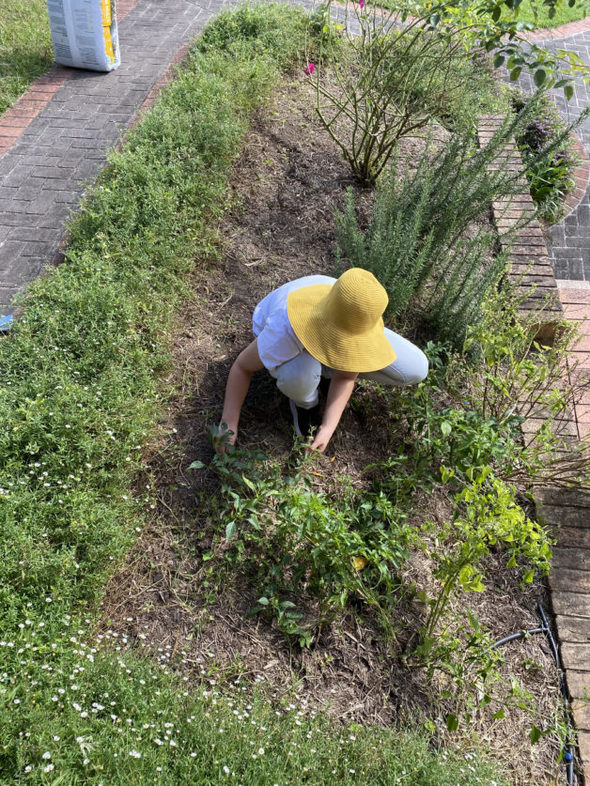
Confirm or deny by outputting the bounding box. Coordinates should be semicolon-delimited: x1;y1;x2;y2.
188;460;206;470
446;713;459;732
257;596;269;606
565;84;574;100
492;709;505;720
533;69;546;88
493;54;505;68
530;724;542;744
225;521;237;539
510;66;522;81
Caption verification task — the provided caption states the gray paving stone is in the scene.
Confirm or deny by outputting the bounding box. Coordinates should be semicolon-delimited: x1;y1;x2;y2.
3;166;36;188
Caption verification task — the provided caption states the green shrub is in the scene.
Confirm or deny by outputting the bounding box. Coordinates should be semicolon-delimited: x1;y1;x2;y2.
421;472;553;642
203;448;415;645
197;2;311;68
313;5;492;184
334;125;527;345
511;88;586;223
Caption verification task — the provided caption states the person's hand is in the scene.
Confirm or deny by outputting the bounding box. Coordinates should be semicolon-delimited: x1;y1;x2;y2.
211;422;236;455
308;424;335;453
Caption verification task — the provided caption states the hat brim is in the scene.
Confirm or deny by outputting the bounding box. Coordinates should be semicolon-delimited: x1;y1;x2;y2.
287;283;396;373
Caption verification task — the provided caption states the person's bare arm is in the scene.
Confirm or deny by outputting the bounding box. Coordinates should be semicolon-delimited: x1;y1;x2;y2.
310;370;358;453
217;339;264;449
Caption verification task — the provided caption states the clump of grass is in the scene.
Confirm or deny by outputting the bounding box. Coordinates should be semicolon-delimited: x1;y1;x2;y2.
506;0;590;29
0;0;53;115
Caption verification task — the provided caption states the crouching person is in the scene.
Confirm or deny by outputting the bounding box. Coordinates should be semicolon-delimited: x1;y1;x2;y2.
216;268;428;453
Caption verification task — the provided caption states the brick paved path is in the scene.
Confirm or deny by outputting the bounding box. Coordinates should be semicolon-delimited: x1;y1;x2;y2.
520;22;590;281
0;0;224;318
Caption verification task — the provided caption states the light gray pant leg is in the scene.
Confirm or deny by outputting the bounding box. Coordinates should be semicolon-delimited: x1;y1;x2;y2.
321;328;428;386
361;328;428;386
269;352;321;408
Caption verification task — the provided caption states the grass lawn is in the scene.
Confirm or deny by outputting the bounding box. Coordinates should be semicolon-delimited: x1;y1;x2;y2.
508;0;590;28
0;0;53;115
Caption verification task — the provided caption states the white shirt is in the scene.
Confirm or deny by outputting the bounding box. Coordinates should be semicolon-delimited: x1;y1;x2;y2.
252;275;335;370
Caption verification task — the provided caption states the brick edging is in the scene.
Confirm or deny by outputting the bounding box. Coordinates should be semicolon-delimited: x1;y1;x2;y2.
0;0;142;159
563;134;590;219
478;115;563;338
524;15;590;41
479;117;590;784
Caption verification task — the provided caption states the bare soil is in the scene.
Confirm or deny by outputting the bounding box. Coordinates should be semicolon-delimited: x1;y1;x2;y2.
99;76;572;785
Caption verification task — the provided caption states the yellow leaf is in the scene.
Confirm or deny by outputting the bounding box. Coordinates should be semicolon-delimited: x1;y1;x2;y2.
353;556;368;571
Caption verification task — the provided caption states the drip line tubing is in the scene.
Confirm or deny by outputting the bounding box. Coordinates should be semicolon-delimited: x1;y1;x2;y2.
492;603;575;786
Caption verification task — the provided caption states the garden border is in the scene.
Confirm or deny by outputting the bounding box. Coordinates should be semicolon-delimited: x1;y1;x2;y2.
479;115;564;338
478;117;590;784
563;135;590;219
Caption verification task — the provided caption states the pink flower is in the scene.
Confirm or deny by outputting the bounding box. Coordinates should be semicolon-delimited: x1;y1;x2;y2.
304;63;315;76
358;0;365;7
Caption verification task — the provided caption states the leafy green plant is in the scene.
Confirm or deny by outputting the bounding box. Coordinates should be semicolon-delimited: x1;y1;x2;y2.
383;0;588;89
511;88;587;223
459;281;590;489
334;120;538;344
203;448;415;644
305;2;345;61
420;472;553;643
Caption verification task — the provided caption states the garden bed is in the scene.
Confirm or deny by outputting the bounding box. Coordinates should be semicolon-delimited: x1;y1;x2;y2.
99;75;569;785
2;5;588;783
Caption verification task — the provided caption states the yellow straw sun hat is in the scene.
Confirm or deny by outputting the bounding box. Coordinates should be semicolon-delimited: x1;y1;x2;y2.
286;268;396;372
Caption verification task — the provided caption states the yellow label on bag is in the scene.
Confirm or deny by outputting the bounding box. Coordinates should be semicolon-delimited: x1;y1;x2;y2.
103;25;114;61
101;0;112;26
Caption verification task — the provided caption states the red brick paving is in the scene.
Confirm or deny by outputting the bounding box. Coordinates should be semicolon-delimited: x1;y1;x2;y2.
558;281;590;439
525;16;590;41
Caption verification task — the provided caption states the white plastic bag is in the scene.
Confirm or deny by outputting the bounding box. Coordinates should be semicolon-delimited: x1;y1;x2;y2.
46;0;120;72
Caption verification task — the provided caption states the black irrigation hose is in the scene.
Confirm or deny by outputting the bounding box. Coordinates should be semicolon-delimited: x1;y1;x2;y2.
492;603;575;786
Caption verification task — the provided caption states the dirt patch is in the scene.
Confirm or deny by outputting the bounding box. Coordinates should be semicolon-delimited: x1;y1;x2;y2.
99;76;571;785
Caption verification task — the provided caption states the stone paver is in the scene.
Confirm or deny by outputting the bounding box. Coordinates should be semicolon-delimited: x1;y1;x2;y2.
558;280;590;439
0;0;223;317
